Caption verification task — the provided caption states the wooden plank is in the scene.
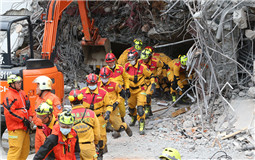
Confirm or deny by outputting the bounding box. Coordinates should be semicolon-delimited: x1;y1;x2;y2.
171;106;190;118
221;127;247;140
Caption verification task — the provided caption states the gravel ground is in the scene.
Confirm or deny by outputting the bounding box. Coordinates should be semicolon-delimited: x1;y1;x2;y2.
0;99;251;160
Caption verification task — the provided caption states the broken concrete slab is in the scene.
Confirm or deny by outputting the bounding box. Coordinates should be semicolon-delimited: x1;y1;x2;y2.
245;29;255;40
230;99;255;130
233;8;247;29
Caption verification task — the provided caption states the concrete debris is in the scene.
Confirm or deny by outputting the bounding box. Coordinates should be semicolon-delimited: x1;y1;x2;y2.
247;87;255;98
245;29;255;40
233;8;247;29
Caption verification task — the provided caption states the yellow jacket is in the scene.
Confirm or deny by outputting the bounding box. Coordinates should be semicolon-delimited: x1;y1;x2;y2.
125;61;155;95
99;80;124;105
72;105;100;144
152;52;172;64
80;86;113;116
105;64;130;89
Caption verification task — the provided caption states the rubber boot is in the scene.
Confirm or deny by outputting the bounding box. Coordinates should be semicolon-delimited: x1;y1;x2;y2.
121;117;125;122
125;125;133;137
129;115;137;126
106;121;114;132
98;149;104;160
112;131;121;139
145;105;150;119
139;119;145;135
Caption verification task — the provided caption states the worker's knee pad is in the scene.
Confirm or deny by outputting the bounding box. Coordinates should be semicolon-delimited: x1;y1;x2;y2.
137;106;144;117
117;125;125;132
128;107;135;115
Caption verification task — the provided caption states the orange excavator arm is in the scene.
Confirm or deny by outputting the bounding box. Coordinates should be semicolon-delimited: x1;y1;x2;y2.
41;0;110;62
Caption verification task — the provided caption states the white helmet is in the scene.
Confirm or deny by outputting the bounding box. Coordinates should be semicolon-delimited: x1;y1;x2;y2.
33;76;52;90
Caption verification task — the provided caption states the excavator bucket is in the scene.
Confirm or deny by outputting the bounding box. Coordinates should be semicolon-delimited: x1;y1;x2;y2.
81;37;111;71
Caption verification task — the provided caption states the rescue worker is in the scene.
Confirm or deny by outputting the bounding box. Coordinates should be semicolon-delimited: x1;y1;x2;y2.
138;47;164;118
3;74;31;160
33;111;80;160
105;52;129;122
167;55;190;103
151;47;172;99
125;49;156;135
35;100;57;159
69;89;100;160
80;73;112;159
99;67;133;139
32;75;62;152
159;148;181;160
118;38;143;67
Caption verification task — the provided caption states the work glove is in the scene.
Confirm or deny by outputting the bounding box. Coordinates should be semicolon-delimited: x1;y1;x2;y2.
112;102;119;111
146;94;151;104
3;97;17;110
150;83;156;94
126;88;131;99
163;77;168;83
25;99;30;110
104;111;111;120
23;118;31;130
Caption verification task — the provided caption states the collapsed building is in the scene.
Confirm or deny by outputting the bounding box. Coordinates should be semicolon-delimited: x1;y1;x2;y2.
0;0;255;158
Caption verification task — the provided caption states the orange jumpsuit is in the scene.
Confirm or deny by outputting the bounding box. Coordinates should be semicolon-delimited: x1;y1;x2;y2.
34;124;80;160
125;61;155;121
153;52;172;92
106;64;129;118
80;86;112;149
167;58;189;95
3;87;31;160
98;80;128;131
33;91;62;152
72;105;100;160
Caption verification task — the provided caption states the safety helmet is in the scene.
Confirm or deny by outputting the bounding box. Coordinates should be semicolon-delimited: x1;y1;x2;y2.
141;47;153;60
144;46;154;53
58;111;75;125
33;76;52;90
7;74;22;84
105;53;116;63
68;89;83;102
86;73;98;84
99;67;111;79
179;55;188;66
127;49;138;61
35;99;53;115
133;38;143;51
159;148;181;160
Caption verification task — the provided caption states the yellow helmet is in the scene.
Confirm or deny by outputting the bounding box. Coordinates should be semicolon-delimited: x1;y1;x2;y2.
7;74;22;84
141;48;152;60
179;55;188;66
58;111;75;125
133;38;143;51
159;148;181;160
36;99;53;115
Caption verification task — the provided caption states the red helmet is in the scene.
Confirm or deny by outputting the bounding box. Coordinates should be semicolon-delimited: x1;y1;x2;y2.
68;89;83;102
99;67;111;78
127;49;138;61
86;73;98;84
105;53;116;63
144;46;154;53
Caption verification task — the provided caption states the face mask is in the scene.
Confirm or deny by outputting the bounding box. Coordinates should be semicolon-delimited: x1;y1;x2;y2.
130;60;136;66
88;84;97;90
101;78;109;84
60;127;71;135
